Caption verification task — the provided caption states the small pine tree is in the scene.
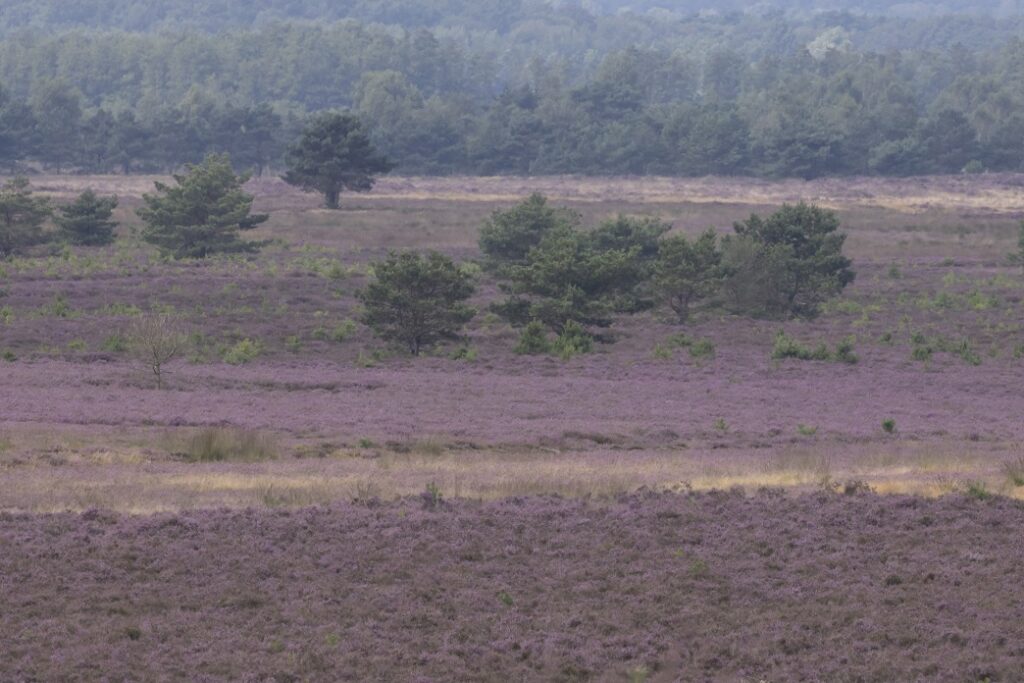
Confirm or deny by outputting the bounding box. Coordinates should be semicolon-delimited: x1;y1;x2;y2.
359;251;476;355
56;189;118;246
0;177;52;258
653;229;721;322
479;194;579;271
283;112;393;209
137;154;269;259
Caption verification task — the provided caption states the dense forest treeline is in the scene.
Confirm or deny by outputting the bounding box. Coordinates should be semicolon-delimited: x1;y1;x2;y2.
2;7;1024;177
0;0;1019;36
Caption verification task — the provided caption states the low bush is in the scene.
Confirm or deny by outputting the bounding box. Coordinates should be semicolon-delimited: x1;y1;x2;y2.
222;338;263;364
771;331;853;362
552;320;592;359
514;320;551;355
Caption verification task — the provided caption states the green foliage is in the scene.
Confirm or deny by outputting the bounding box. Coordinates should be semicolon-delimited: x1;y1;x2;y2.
138;154;269;259
284;112;393;209
479;194;578;272
771;331;831;361
727;203;854;317
514;320;551;355
688;338;716;360
965;481;992;501
422;481;443;510
359;251;475;355
330;319;358;343
771;331;857;363
882;418;897;434
911;344;934;362
551;320;593;360
797;424;819;437
653;229;721;322
0;177;52;258
56;190;118;246
2;11;1024;178
100;335;126;352
952;338;982;366
833;337;859;364
492;220;642;337
222;338;263;365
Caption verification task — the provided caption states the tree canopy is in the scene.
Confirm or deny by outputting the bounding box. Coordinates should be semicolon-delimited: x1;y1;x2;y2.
359;251;476;355
137;153;269;258
0;177;52;258
283;112;393;209
56;190;118;246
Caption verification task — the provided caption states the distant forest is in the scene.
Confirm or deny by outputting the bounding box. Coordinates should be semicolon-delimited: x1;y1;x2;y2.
2;1;1024;178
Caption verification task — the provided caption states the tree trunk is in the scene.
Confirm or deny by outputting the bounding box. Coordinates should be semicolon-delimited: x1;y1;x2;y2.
325;185;341;210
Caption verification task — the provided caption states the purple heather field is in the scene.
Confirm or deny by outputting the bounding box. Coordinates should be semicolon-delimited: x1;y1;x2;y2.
3;492;1024;682
2;174;1024;681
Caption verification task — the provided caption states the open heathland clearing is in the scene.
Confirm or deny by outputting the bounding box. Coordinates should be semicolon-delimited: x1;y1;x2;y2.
1;173;1024;680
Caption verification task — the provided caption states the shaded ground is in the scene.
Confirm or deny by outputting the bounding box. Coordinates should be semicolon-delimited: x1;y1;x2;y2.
2;492;1023;682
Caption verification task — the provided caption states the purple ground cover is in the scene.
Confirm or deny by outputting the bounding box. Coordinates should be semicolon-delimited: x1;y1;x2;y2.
2;350;1023;448
2;492;1023;682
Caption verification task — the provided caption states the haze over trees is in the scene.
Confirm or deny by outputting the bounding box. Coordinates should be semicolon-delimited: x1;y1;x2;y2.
1;3;1024;178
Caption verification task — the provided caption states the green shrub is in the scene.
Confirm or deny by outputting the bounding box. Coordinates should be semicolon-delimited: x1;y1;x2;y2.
797;424;819;436
222;338;263;364
102;334;129;352
2;350;15;362
911;345;933;362
330;319;358;343
771;331;831;361
882;418;897;434
285;336;302;352
952;338;982;366
833;336;859;364
965;481;991;501
515;320;551;355
651;343;674;361
688;338;716;360
56;190;119;246
552;320;592;359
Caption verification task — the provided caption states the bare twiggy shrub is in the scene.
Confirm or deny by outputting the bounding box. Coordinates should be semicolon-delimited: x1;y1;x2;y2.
127;314;187;389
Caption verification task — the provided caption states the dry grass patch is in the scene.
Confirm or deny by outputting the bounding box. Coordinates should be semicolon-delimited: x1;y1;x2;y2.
167;427;279;463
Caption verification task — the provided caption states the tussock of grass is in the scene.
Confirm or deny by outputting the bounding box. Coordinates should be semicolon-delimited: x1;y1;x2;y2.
180;427;278;463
